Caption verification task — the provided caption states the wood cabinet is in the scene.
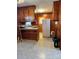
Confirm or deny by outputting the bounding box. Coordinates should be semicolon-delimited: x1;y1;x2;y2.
23;8;29;18
17;7;24;22
54;1;61;21
17;5;36;23
53;1;61;38
21;29;39;41
28;7;35;18
53;1;61;49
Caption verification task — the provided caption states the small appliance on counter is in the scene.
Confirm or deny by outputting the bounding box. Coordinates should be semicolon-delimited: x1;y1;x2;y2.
25;21;32;27
24;16;34;28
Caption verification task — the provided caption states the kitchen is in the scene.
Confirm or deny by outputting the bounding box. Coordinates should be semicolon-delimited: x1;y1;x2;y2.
17;0;61;46
17;0;61;59
17;5;53;41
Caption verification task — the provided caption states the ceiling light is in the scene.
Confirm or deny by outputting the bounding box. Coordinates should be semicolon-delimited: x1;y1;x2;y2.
35;8;46;13
17;0;24;4
38;9;45;13
55;21;58;25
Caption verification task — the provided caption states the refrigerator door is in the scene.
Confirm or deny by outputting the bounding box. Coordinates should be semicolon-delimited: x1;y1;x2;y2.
42;19;50;37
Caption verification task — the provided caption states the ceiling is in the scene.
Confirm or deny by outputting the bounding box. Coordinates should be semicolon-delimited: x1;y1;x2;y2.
17;0;59;13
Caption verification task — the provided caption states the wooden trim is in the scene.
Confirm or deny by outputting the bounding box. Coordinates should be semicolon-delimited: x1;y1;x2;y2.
35;12;53;14
17;5;36;9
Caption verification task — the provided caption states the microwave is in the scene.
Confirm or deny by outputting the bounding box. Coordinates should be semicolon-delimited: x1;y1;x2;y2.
25;22;32;27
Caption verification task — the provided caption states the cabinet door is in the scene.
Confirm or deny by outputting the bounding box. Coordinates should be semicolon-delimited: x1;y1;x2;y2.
17;8;22;22
54;1;60;20
17;7;24;22
28;7;35;19
24;8;29;17
21;8;25;22
17;8;20;22
54;1;61;41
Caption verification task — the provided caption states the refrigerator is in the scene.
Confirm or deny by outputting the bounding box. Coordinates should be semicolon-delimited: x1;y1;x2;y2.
42;19;50;37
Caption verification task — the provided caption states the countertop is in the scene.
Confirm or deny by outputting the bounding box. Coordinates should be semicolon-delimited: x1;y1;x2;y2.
20;27;38;30
19;25;38;30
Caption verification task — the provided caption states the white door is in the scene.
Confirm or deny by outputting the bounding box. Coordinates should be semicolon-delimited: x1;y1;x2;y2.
42;19;50;37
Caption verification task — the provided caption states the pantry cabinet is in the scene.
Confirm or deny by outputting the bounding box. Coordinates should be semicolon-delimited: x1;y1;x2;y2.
53;1;61;49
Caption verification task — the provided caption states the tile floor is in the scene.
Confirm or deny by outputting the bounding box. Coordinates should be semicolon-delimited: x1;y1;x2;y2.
17;33;61;59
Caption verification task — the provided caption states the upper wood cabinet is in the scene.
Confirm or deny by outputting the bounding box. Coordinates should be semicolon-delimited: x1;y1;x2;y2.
54;1;61;21
23;8;29;18
17;5;36;22
28;7;35;19
17;7;24;22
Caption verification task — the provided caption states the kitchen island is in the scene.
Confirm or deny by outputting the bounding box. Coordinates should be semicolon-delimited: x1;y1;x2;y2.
20;26;39;41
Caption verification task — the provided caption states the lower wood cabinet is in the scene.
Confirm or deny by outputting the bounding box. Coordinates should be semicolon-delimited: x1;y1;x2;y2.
21;29;39;41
